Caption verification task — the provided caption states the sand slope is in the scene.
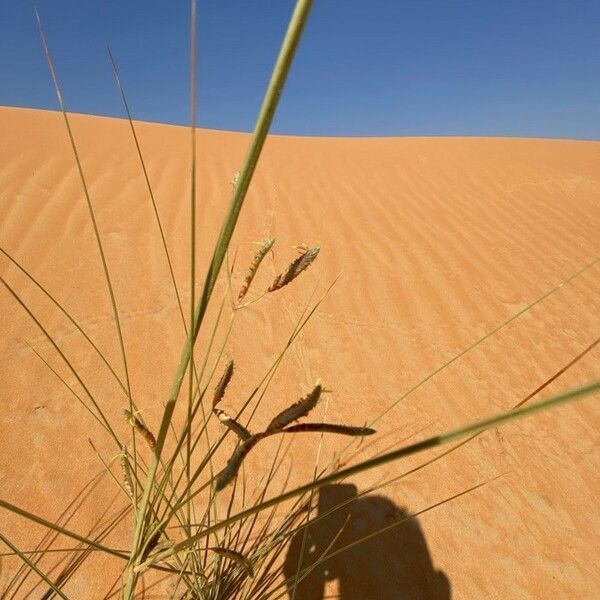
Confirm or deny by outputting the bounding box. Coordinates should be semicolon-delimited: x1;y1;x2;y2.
0;106;599;598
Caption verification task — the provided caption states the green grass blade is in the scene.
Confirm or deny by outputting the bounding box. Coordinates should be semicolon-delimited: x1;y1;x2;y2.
106;47;187;331
0;532;71;600
35;8;134;420
0;276;119;444
141;380;599;564
369;256;598;429
0;497;128;561
319;256;599;476
368;336;600;496
0;246;127;397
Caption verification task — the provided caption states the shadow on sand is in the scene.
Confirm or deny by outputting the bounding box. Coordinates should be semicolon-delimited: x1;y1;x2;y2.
283;484;450;600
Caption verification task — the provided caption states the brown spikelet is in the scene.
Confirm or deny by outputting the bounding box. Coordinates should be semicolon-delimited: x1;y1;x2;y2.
268;246;320;292
213;360;234;407
266;381;322;432
214;408;252;441
282;423;376;436
238;238;275;301
124;409;156;450
210;547;254;578
214;434;263;491
119;446;134;499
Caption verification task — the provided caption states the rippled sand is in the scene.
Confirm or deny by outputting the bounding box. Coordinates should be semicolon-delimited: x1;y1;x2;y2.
1;106;599;598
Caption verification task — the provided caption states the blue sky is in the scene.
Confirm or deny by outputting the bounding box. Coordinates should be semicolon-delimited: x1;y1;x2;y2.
1;1;599;138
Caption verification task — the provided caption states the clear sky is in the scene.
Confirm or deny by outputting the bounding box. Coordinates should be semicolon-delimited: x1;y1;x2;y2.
1;1;599;139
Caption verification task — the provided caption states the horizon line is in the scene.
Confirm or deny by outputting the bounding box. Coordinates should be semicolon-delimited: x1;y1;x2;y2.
3;104;599;144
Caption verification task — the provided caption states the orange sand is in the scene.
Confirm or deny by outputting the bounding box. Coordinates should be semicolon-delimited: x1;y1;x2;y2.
0;106;599;598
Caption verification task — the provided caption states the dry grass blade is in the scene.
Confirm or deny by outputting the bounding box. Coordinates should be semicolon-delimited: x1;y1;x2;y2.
124;409;156;450
214;408;252;441
214;435;264;491
268;246;320;292
210;547;254;578
213;359;234;407
238;238;275;301
282;423;376;436
266;382;322;432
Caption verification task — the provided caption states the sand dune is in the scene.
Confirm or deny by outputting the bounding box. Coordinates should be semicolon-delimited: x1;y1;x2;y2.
1;105;599;598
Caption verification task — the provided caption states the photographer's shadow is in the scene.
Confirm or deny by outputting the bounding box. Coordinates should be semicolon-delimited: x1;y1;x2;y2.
283;484;450;600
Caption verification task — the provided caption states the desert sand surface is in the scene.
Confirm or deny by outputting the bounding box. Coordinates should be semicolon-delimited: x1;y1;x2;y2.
0;105;599;598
